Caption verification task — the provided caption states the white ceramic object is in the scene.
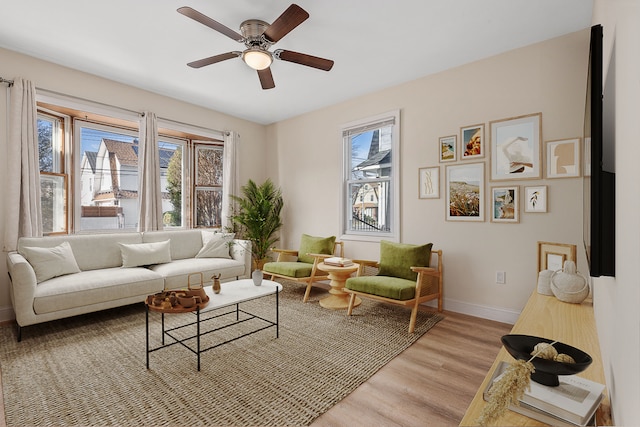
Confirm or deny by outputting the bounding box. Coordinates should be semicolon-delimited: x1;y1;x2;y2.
252;269;263;286
551;261;589;303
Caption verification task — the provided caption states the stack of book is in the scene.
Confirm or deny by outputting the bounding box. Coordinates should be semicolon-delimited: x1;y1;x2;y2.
483;361;605;427
323;257;354;267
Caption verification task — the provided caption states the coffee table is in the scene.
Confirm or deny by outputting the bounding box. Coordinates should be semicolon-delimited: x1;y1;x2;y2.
316;262;361;310
146;279;282;371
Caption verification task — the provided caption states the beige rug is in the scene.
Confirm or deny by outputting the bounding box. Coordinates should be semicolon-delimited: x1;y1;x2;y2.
0;280;443;426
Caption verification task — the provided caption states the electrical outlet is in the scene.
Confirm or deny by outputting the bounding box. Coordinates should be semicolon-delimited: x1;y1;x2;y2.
496;271;506;284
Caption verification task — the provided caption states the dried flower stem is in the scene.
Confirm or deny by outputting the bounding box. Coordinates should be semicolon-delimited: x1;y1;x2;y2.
476;341;557;426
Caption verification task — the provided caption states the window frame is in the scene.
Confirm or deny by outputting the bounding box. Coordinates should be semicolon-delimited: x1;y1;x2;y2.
341;110;400;243
37;109;69;235
193;142;224;228
35;91;227;234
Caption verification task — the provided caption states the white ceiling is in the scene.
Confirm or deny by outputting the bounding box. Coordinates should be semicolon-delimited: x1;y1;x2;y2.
0;0;593;125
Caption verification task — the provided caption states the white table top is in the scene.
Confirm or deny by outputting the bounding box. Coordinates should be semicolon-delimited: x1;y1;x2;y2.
201;279;282;312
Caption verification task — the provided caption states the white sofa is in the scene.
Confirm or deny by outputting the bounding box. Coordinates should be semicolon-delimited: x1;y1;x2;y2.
6;230;251;340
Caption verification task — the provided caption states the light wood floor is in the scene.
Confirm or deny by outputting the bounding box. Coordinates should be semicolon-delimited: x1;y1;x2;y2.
0;309;511;427
311;309;512;427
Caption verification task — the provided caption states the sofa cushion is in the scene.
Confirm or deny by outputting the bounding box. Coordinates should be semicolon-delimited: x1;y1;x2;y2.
196;232;234;259
33;267;164;314
20;241;81;283
142;230;203;260
18;233;143;271
149;258;245;290
263;262;313;278
298;234;335;264
378;241;432;282
345;276;416;300
120;240;172;268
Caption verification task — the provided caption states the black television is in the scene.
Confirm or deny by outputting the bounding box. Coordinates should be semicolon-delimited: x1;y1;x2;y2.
583;24;615;277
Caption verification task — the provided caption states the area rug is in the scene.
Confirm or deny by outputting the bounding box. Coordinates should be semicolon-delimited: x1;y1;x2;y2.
0;280;443;427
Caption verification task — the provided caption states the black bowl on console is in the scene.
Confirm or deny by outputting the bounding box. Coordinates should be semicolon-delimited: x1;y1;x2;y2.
501;334;592;386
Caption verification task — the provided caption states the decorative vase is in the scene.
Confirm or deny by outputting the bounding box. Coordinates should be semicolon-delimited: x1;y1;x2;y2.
252;269;263;286
536;269;554;295
212;274;221;294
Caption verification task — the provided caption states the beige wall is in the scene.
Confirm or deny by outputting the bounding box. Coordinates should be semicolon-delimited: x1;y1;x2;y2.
591;1;640;425
268;30;590;323
0;47;269;320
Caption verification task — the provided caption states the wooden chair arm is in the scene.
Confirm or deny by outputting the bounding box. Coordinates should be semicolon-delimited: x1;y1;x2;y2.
352;259;378;267
270;248;298;262
306;252;332;259
352;259;379;276
271;248;298;255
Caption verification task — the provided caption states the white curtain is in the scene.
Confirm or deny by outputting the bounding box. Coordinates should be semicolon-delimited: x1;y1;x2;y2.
3;78;42;251
221;131;239;230
138;111;163;231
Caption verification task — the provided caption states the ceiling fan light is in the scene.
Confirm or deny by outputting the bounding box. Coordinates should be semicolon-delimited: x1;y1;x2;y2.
242;48;273;70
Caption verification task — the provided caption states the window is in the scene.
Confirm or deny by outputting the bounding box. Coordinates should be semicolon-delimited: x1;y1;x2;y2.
35;95;226;234
160;138;186;228
75;120;140;231
37;112;68;234
194;144;224;227
342;110;400;241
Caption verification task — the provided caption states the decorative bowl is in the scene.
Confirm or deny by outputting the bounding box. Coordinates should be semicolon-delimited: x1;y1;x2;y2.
501;334;592;386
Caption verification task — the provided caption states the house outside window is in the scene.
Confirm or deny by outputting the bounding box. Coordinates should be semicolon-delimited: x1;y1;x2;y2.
342;110;400;241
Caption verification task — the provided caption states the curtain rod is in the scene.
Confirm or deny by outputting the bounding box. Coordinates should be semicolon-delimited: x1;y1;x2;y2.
9;82;229;137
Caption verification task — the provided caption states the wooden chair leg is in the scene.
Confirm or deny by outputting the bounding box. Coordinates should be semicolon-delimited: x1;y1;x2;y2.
347;293;356;315
303;280;313;303
409;301;419;333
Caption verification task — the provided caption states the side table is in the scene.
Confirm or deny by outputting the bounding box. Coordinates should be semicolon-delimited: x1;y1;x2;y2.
317;262;361;310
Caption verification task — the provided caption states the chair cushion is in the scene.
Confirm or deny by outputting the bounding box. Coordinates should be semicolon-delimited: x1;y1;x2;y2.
378;240;433;281
263;262;313;278
346;276;416;300
298;234;336;264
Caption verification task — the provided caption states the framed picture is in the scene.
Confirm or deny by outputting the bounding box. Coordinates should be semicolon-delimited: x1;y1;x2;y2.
490;113;542;180
491;186;519;223
460;124;484;160
439;135;457;162
538;241;577;272
525;185;547;213
418;166;440;199
446;162;484;221
546;137;581;178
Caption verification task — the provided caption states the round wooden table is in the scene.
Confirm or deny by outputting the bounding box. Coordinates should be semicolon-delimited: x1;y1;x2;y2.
317;262;361;310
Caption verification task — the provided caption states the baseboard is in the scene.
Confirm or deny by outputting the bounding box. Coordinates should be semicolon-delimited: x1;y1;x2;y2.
423;297;519;325
0;305;15;324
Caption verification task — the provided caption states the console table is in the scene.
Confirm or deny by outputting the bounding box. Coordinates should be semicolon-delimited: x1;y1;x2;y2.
460;291;612;426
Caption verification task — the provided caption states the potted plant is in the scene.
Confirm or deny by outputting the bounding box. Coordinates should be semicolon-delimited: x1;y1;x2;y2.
230;179;284;272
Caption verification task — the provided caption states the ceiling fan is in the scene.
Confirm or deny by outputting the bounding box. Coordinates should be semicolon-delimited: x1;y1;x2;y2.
178;4;334;90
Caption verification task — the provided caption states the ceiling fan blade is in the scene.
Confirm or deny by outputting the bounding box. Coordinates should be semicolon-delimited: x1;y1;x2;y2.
263;4;309;43
178;6;244;42
187;52;241;68
258;68;275;90
275;49;334;71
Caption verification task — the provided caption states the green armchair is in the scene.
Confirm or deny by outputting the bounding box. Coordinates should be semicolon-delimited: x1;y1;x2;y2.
263;234;344;302
344;240;443;333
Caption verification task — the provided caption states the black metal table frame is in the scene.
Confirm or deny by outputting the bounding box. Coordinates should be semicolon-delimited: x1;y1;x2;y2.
146;288;279;371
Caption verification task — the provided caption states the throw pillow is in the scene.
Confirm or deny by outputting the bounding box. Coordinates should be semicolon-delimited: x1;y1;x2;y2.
298;234;336;264
120;240;172;268
21;241;81;283
196;232;235;259
378;240;433;282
